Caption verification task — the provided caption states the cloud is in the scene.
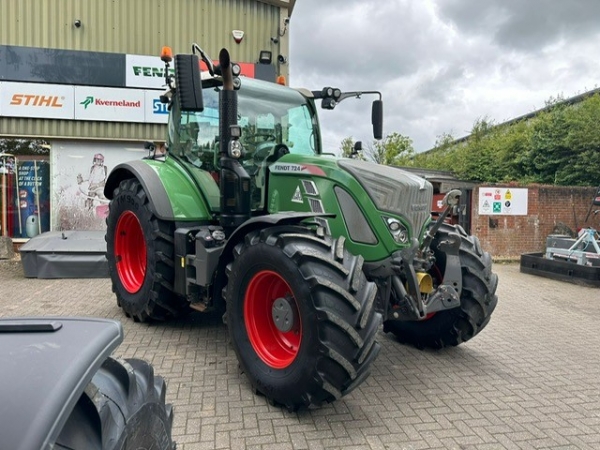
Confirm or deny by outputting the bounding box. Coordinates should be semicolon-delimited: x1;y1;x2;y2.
290;0;600;152
437;0;600;50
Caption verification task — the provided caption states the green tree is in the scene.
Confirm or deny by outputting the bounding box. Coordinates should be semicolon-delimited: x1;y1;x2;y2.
363;132;414;166
340;136;356;158
0;139;50;156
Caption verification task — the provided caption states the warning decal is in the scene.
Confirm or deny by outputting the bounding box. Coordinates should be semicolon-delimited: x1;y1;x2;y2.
478;187;528;215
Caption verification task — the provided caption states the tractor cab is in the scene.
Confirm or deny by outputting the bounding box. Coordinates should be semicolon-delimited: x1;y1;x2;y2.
166;74;321;211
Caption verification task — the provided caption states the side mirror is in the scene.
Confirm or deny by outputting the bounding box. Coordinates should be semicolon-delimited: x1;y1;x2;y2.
175;54;204;112
372;100;383;140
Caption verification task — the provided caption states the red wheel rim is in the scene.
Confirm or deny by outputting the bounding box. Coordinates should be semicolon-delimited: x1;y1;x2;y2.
244;270;302;369
115;211;147;293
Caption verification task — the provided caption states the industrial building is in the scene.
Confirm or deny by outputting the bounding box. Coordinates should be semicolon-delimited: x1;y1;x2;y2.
0;0;294;240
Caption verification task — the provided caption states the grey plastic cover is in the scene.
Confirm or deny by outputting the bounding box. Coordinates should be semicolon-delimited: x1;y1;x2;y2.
19;231;108;279
0;317;123;450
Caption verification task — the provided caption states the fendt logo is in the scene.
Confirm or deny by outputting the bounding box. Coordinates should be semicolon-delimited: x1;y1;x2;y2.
132;66;175;78
79;96;142;109
10;94;64;107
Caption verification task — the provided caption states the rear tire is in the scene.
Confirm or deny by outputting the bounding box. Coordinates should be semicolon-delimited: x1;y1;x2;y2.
384;223;498;349
55;357;174;450
106;178;189;322
225;226;382;410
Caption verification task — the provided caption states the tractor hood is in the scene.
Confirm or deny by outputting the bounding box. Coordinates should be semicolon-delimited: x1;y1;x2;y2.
337;159;433;239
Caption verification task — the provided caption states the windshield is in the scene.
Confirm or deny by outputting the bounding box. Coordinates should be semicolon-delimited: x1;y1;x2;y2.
168;78;319;173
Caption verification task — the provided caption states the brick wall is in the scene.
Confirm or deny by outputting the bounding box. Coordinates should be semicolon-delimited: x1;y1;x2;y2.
471;184;598;259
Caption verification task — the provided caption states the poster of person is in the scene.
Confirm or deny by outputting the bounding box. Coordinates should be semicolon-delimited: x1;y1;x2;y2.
52;140;146;231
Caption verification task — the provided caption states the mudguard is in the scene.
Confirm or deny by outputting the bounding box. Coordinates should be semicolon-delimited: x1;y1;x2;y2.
104;159;215;222
221;212;335;260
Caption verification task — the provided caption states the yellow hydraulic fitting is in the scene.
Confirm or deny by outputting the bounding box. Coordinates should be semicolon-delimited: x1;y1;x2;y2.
416;272;434;294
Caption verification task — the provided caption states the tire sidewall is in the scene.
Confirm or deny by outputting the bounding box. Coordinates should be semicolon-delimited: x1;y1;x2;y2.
227;240;322;402
106;182;155;316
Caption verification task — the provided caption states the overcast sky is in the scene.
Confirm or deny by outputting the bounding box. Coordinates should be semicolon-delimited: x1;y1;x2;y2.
289;0;600;153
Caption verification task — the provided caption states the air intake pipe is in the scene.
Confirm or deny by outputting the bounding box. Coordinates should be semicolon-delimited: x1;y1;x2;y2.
218;48;251;232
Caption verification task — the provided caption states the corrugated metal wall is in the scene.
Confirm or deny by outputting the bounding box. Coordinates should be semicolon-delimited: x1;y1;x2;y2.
0;0;281;141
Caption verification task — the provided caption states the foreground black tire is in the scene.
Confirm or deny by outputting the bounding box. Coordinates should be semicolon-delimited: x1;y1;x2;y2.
225;226;382;410
55;357;174;450
384;223;498;349
105;178;188;322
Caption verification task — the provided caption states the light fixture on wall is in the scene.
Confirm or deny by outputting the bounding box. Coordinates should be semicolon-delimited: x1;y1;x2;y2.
277;54;288;64
259;50;272;65
232;30;245;44
74;19;82;28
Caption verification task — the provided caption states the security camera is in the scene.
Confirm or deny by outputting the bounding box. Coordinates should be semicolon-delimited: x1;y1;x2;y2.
277;55;288;64
271;36;279;44
74;19;81;28
283;17;290;25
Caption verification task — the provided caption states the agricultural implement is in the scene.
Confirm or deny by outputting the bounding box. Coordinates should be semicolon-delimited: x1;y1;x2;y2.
521;185;600;287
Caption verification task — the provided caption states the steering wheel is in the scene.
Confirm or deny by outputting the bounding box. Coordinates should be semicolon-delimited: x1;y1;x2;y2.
254;143;276;160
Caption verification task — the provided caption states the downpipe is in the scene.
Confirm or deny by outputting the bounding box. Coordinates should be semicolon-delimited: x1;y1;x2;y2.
389;189;463;320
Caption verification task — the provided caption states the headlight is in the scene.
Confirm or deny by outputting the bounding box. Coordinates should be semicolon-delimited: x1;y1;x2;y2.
385;217;409;244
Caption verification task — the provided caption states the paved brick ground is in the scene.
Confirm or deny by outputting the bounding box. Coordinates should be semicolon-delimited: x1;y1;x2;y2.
1;259;599;449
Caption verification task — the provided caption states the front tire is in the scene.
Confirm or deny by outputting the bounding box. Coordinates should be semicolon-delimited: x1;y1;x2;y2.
105;178;188;322
384;223;498;349
225;226;381;410
55;357;174;450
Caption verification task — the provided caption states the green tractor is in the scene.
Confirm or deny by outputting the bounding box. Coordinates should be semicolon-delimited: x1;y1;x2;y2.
104;45;498;410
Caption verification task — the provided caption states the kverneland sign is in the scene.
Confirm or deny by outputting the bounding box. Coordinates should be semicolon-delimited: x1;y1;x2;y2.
79;96;141;109
74;87;145;122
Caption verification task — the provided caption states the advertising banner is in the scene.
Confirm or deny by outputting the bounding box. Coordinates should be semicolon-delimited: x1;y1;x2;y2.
0;82;74;120
126;54;257;89
144;90;169;124
74;86;145;122
478;187;528;215
126;54;173;89
12;160;51;238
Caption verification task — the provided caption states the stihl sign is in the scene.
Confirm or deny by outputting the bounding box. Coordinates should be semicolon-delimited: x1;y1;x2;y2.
10;94;64;107
1;82;74;119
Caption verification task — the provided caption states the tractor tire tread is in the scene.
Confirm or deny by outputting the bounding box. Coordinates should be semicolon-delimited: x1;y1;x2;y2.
106;179;189;323
226;226;381;410
55;357;174;450
385;223;498;349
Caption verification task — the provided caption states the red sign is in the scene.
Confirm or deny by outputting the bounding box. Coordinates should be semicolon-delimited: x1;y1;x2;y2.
199;61;255;78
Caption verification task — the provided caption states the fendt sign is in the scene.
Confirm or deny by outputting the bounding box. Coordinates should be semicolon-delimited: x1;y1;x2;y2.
126;54;256;89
